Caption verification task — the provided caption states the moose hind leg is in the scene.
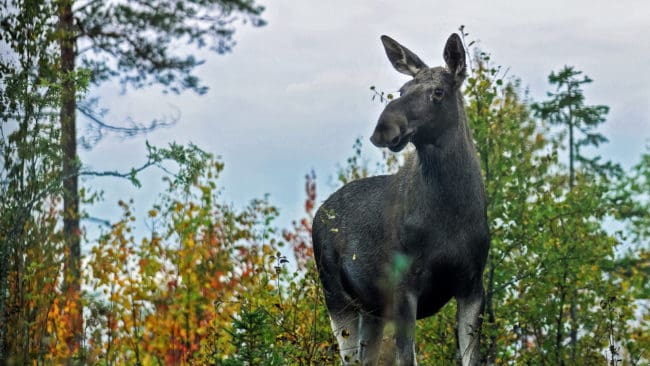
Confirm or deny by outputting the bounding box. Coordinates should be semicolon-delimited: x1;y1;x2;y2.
330;310;362;365
395;292;418;366
456;290;484;366
359;313;384;366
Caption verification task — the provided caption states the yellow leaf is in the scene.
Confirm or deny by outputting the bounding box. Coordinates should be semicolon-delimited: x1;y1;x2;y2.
262;244;272;255
622;281;630;292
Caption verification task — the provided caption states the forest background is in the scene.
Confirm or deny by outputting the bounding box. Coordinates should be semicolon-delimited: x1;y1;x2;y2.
1;0;649;364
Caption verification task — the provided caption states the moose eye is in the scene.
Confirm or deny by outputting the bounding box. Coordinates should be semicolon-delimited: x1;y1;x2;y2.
433;88;444;98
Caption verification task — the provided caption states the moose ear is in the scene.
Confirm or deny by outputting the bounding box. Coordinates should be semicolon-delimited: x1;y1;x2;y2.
381;35;428;77
443;33;466;81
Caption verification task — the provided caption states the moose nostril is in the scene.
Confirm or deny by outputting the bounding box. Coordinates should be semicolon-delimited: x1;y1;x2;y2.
390;136;400;146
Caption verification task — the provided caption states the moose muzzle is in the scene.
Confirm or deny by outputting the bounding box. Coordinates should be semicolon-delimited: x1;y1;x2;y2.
370;109;411;152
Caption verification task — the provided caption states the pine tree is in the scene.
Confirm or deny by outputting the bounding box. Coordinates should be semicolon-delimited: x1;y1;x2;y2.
532;66;614;185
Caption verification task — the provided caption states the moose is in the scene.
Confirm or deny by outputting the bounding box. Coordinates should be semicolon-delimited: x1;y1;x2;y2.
312;33;490;366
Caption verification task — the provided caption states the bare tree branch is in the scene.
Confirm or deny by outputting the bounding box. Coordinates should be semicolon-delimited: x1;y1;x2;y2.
77;100;178;149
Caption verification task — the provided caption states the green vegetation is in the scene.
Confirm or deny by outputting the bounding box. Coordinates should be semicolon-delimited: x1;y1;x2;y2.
1;12;648;365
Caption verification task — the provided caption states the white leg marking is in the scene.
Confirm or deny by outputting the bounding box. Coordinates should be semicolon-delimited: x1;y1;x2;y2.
330;312;361;365
457;296;483;366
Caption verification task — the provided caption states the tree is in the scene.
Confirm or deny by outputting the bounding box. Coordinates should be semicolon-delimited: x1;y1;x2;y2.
4;0;265;358
532;66;614;186
532;66;621;362
610;148;650;362
82;155;334;365
465;47;646;365
0;0;67;362
59;0;265;355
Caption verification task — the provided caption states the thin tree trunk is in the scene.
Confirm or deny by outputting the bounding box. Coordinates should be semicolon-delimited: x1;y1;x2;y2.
568;115;574;189
569;293;578;362
484;261;497;365
0;237;9;363
58;0;82;360
568;105;578;363
555;273;567;366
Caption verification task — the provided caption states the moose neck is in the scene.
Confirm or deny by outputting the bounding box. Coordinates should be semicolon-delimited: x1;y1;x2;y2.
411;94;482;204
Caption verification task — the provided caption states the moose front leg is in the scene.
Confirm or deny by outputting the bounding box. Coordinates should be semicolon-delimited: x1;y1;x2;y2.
395;292;418;366
456;290;484;366
330;310;361;365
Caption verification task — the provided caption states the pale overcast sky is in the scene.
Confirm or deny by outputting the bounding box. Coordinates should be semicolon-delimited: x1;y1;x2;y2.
82;0;650;234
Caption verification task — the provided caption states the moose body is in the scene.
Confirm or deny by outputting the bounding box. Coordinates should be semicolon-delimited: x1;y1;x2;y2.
312;34;490;366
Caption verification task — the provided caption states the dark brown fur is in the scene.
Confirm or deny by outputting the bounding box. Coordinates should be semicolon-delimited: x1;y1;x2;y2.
312;34;490;366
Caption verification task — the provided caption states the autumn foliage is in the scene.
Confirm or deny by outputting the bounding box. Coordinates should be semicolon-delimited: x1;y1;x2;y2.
2;20;650;365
